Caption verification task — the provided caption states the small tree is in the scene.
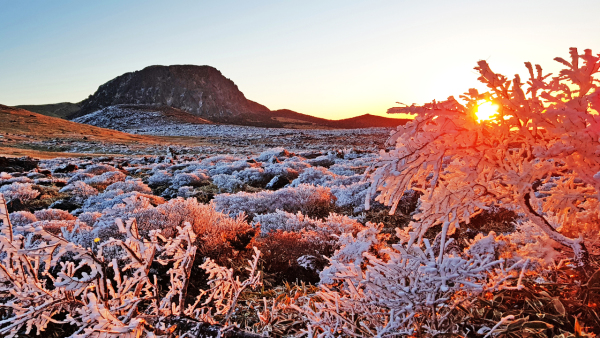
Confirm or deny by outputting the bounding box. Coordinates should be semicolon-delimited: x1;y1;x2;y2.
366;48;600;266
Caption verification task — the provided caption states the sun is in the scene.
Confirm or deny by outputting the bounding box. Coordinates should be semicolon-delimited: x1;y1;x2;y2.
475;101;499;122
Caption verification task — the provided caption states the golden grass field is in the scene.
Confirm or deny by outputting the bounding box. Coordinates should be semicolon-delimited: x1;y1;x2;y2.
0;104;216;158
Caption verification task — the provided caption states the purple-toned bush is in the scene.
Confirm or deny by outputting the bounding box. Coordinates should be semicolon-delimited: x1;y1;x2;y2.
208;160;250;176
77;211;103;227
212;174;244;193
83;164;119;175
66;172;95;184
172;172;208;188
60;181;98;204
84;171;126;188
254;210;362;236
147;170;172;187
105;179;152;193
2;176;33;185
256;147;292;162
9;211;37;227
34;208;76;221
0;183;40;202
330;181;371;213
212;184;335;218
234;167;269;187
80;190;164;214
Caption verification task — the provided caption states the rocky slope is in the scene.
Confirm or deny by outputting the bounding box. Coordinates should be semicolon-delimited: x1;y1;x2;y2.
72;104;212;131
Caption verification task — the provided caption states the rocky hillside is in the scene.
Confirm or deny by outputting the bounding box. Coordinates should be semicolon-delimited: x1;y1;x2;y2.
72;104;212;131
70;65;269;124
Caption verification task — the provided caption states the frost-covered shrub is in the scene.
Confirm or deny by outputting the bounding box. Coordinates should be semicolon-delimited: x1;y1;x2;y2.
212;174;244;193
254;211;363;283
135;198;256;264
291;167;363;188
84;171;126;189
208;159;250;176
9;211;37;227
298;223;525;335
307;153;336;167
105;178;152;193
213;184;335;218
29;219;80;235
177;186;197;198
92;194;155;230
0;182;40;202
0;202;216;337
66;172;94;184
330;181;371;213
150;162;172;172
147;169;172;187
34;208;76;221
234;167;270;187
83;163;118;175
496;220;565;266
172;172;208;188
201;154;239;166
3;176;32;185
264;161;307;179
80;190;163;214
59;181;98;204
256;147;292;162
254;210;305;233
290;167;336;187
77;211;103;227
367;48;600;266
34;177;67;186
254;210;362;236
328;163;362;176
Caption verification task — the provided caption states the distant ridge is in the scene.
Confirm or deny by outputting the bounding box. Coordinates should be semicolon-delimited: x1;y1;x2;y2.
16;102;80;119
19;64;410;129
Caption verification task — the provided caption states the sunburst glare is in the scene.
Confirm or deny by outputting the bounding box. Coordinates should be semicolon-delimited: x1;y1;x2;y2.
475;101;499;122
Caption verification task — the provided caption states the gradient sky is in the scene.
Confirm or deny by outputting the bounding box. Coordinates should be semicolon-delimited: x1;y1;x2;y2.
1;0;599;120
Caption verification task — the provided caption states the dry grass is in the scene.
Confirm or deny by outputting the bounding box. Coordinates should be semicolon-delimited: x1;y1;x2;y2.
0;105;217;158
0;104;153;143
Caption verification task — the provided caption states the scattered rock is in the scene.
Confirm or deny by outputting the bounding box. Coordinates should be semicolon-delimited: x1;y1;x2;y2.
0;156;39;173
307;156;335;168
7;198;26;213
27;172;47;180
39;169;52;176
54;164;78;173
266;175;290;190
49;199;80;212
299;151;323;159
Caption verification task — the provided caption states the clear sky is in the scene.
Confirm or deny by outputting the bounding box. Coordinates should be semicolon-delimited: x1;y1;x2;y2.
1;0;598;120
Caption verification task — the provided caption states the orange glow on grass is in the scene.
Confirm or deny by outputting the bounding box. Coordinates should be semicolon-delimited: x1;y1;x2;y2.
475;101;499;122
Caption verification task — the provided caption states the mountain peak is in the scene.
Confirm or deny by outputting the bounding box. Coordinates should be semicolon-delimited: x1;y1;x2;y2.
70;65;269;122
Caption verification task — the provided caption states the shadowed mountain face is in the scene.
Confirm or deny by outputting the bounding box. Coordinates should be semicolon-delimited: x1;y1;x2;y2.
16;102;81;119
70;65;269;123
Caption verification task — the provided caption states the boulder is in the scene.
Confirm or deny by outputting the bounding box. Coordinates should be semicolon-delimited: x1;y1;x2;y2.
0;157;38;173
